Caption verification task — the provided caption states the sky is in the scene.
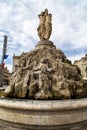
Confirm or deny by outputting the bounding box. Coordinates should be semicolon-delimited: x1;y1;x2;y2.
0;0;87;72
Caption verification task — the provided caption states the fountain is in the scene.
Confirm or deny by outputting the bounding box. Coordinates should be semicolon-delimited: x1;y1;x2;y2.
0;9;87;130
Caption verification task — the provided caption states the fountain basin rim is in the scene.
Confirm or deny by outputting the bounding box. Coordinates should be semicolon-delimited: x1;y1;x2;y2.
0;98;87;111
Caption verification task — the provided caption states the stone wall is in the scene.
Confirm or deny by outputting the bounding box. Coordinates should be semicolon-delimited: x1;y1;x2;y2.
0;65;10;85
12;54;21;73
74;54;87;79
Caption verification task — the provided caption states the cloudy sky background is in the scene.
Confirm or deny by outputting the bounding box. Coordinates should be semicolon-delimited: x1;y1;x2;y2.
0;0;87;72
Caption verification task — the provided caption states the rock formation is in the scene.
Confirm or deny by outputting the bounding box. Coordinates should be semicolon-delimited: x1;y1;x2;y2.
5;9;87;99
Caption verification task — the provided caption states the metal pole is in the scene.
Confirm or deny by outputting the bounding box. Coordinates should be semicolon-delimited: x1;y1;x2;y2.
0;35;8;87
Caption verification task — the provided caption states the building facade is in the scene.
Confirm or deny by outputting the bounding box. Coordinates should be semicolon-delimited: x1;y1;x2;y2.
0;65;11;85
12;53;27;73
12;54;20;73
74;54;87;80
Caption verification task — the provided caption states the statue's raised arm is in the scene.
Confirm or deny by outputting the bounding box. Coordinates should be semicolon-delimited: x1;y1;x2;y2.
37;9;52;40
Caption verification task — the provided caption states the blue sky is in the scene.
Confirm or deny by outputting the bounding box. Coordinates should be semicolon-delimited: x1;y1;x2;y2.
0;0;87;72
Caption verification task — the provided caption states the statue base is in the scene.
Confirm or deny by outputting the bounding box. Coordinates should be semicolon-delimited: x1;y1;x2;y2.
0;98;87;130
35;40;56;49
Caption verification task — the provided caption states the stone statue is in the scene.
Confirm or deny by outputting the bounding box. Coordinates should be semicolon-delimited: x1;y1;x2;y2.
5;9;87;100
29;58;54;99
37;9;52;40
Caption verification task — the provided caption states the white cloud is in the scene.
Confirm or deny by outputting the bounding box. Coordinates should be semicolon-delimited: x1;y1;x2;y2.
0;0;87;72
68;52;86;63
5;64;12;73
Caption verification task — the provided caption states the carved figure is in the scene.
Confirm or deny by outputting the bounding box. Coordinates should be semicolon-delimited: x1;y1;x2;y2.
37;9;52;40
29;58;52;99
44;14;52;40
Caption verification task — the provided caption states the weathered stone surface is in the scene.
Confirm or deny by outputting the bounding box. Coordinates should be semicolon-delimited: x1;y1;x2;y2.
5;40;87;99
74;54;87;79
35;40;56;49
0;98;87;130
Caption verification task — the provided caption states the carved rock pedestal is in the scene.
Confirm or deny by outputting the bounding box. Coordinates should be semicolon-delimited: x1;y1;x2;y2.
5;40;87;99
0;98;87;130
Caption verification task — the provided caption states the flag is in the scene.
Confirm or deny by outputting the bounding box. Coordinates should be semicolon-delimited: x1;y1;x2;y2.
2;63;5;68
4;54;8;59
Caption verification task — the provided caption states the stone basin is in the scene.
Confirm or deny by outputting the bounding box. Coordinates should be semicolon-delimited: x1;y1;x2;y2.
0;98;87;130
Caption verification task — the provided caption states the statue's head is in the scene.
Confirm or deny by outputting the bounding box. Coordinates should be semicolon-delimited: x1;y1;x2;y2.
45;8;48;14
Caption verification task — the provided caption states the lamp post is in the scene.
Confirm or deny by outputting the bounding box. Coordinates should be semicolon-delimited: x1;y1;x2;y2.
0;35;8;87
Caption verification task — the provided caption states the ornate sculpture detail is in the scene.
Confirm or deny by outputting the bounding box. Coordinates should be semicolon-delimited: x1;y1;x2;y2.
37;9;52;40
4;9;87;100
